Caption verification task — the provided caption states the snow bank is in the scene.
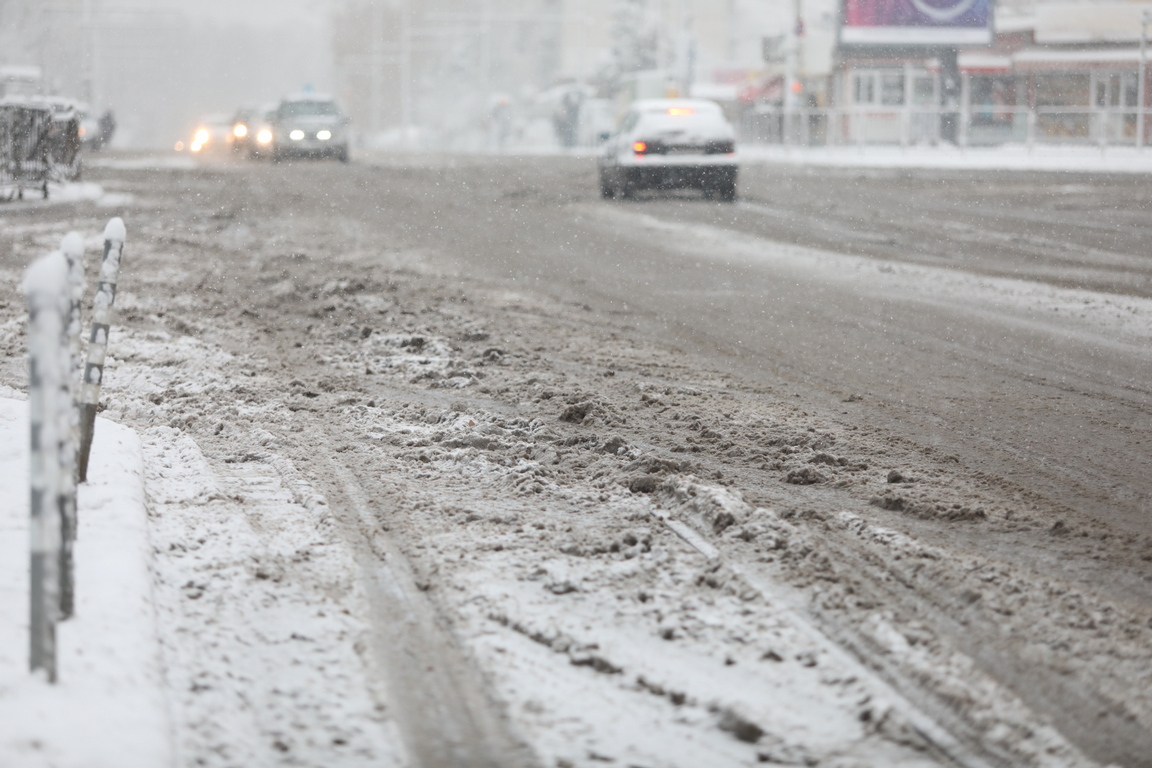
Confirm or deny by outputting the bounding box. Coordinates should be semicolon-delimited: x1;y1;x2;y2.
0;398;173;768
85;156;197;171
740;144;1152;174
3;182;133;208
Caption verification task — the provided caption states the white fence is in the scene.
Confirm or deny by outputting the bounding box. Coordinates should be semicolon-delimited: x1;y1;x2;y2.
24;218;126;682
741;106;1152;151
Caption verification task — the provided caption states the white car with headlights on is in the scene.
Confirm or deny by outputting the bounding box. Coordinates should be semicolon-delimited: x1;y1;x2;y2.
246;105;279;159
270;95;349;163
598;99;737;201
188;114;234;154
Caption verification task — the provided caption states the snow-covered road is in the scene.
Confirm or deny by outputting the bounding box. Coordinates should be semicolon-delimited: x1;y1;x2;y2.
1;153;1150;767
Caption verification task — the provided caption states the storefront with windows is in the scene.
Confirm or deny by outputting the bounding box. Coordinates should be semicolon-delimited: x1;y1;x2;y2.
1015;49;1144;143
826;3;1151;147
835;59;942;144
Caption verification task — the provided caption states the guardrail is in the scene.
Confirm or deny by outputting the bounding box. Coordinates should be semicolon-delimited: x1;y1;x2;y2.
741;106;1152;151
1;98;83;201
25;218;126;682
47;101;83;184
1;101;52;200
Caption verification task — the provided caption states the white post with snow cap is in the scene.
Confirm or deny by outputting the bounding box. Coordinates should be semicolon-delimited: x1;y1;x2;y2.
25;252;72;682
78;218;125;483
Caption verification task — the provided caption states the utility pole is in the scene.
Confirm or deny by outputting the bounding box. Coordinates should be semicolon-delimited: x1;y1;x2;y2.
370;0;383;136
783;0;804;144
482;0;493;97
81;0;95;106
1139;10;1150;149
400;0;412;149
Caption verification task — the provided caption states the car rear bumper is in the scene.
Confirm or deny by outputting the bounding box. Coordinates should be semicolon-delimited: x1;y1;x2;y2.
616;164;737;190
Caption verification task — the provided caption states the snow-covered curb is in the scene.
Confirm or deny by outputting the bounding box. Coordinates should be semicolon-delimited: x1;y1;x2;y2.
0;181;133;208
739;144;1152;174
0;397;173;768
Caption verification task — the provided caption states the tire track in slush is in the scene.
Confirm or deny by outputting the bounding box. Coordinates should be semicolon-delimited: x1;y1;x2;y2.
286;431;537;768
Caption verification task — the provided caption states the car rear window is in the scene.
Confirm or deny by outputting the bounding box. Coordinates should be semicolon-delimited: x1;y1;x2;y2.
281;101;341;118
638;111;729;135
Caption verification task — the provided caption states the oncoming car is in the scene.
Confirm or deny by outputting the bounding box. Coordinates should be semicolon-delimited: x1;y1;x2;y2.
270;95;349;162
244;105;278;159
598;99;738;201
229;105;265;155
189;114;234;154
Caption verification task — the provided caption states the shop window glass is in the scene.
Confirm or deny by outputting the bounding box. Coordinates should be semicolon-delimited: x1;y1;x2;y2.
971;76;1017;125
853;73;875;105
880;72;905;106
1035;74;1091;107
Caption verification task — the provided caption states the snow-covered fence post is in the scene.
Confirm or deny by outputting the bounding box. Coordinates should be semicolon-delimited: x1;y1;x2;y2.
25;251;71;682
78;218;125;484
58;232;85;617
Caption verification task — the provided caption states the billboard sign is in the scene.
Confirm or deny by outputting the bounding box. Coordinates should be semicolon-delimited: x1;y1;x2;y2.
841;0;992;46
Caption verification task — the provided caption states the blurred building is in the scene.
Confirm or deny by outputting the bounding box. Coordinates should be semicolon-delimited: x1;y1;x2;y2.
828;0;1152;145
738;0;1152;146
332;0;760;144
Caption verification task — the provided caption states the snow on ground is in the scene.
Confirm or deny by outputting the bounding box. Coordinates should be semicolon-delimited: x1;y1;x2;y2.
421;136;1152;173
0;320;980;768
740;144;1152;174
0;181;133;209
4;156;1146;766
84;156;197;172
0;396;172;768
0;342;409;768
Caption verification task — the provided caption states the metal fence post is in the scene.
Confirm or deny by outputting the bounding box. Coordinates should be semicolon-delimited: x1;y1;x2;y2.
78;218;126;483
25;252;71;682
1140;11;1149;150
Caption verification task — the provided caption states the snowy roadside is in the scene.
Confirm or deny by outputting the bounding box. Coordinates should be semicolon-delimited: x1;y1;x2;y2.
739;143;1152;174
0;388;408;768
353;139;1152;174
0;181;133;209
0;394;172;768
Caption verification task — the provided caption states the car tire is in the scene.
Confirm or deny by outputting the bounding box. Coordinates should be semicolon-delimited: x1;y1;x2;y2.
337;147;349;163
618;170;639;200
599;169;615;199
703;169;737;202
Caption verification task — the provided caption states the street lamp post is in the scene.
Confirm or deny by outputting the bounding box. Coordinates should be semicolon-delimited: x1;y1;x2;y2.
400;0;412;150
1139;10;1150;149
783;0;804;146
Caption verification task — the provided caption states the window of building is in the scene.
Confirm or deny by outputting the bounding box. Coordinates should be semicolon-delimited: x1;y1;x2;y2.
970;76;1018;126
853;72;876;105
1093;72;1138;109
851;70;908;107
1035;73;1092;107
